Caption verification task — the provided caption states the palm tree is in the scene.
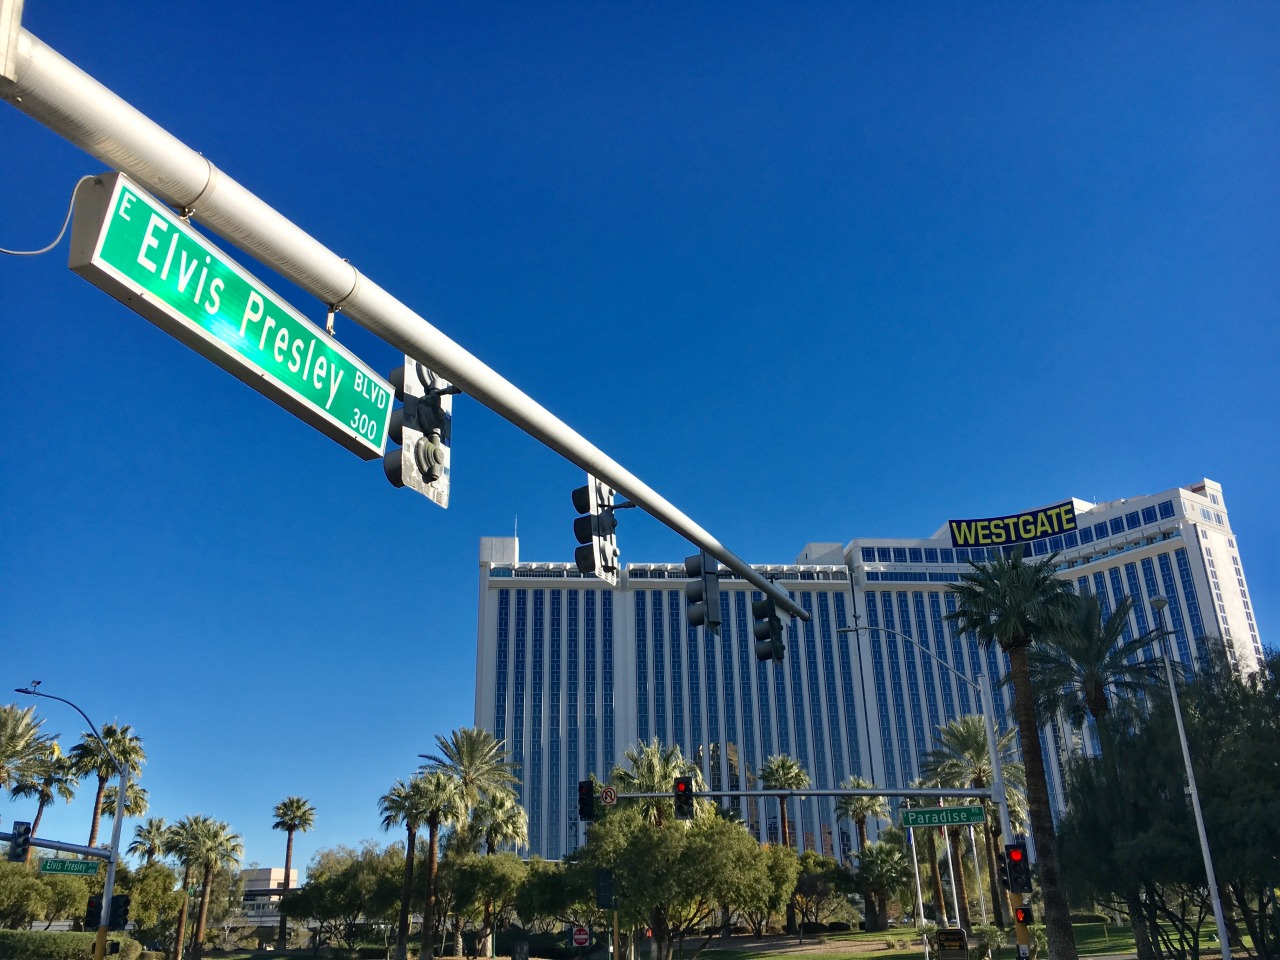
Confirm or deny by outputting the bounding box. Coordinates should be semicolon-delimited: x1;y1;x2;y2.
187;818;243;960
381;778;431;960
420;727;517;814
920;715;1027;929
10;744;78;860
471;789;529;855
102;781;149;819
760;754;809;849
945;548;1078;960
68;723;146;847
853;840;911;932
1030;592;1165;960
403;772;464;960
0;703;53;790
272;796;316;951
610;738;706;827
1028;593;1165;749
128;817;168;866
834;776;889;852
167;816;206;960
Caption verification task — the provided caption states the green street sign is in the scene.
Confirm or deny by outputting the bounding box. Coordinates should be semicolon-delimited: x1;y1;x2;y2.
69;172;393;460
39;858;100;876
901;805;986;828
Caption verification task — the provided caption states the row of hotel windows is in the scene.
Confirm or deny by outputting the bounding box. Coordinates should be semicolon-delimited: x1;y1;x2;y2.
859;500;1181;567
491;568;849;582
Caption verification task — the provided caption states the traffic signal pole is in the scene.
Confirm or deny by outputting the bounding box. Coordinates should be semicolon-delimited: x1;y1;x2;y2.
0;11;808;623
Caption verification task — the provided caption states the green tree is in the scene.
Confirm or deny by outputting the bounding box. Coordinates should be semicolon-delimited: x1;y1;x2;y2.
102;780;150;819
739;843;801;937
469;789;529;855
450;852;527;955
409;772;464;960
791;850;847;937
0;704;53;792
9;745;78;861
420;728;518;815
166;816;204;960
120;860;184;946
186;818;242;960
852;840;910;932
281;844;402;952
759;755;809;851
0;861;51;929
128;818;169;867
945;548;1078;960
381;777;432;960
835;776;889;852
68;723;146;848
610;738;707;828
36;873;88;930
920;715;1026;929
272;796;316;950
1029;591;1164;960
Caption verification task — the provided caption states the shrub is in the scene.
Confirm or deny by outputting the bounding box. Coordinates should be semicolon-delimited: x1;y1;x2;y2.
1069;912;1110;924
0;931;141;960
141;953;165;960
826;922;851;933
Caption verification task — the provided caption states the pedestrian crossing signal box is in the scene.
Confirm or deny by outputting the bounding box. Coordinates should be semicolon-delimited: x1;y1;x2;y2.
938;929;968;960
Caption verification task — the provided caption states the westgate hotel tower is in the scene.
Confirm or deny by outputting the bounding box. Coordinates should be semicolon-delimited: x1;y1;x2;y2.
473;477;1262;861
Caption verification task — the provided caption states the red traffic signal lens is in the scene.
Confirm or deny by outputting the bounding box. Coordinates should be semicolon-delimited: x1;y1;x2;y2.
676;782;687;793
1009;847;1025;862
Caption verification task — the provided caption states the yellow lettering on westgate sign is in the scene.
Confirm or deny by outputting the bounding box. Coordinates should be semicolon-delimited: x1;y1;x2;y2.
949;501;1077;548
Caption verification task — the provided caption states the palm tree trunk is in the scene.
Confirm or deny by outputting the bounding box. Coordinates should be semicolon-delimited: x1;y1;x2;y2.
856;819;869;851
173;865;193;960
982;824;1006;928
191;866;214;960
394;827;417;960
26;798;49;863
88;775;107;847
1007;646;1078;960
780;801;796;933
420;822;440;960
946;827;972;929
926;829;947;924
277;829;295;951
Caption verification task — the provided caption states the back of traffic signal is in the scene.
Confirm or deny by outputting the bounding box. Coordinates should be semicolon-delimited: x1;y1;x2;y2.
6;821;31;862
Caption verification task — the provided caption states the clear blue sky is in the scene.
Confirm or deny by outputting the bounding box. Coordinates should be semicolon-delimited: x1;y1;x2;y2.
3;2;1277;877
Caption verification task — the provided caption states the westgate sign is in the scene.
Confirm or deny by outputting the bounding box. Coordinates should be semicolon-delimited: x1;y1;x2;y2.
948;500;1077;549
69;173;393;460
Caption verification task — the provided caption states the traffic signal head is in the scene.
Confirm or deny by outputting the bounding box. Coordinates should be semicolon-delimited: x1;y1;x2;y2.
85;895;103;929
752;597;786;663
577;780;596;822
673;776;695;820
594;868;615;910
6;821;31;862
683;553;721;634
1014;905;1033;926
109;894;131;931
572;477;620;585
382;361;454;506
995;850;1009;890
1005;842;1033;894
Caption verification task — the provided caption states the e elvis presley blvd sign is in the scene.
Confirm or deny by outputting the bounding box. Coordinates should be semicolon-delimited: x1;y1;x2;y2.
68;173;392;459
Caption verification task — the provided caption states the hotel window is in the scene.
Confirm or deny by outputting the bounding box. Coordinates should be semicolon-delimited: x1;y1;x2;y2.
1159;500;1176;519
1142;506;1158;525
1126;512;1141;530
955;548;969;562
1033;539;1049;555
925;548;939;563
1064;531;1078;547
1094;522;1109;539
878;548;893;563
862;548;877;562
1214;512;1224;525
1079;528;1094;544
1110;518;1125;535
893;548;908;563
940;548;955;563
909;548;923;563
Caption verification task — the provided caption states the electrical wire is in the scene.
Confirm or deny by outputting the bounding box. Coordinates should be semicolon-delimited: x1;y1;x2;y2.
1;175;96;256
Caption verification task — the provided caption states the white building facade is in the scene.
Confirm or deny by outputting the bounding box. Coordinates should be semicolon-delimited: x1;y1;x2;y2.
474;478;1262;862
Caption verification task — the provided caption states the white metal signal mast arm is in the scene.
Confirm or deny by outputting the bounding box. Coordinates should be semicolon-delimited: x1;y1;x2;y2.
0;15;808;622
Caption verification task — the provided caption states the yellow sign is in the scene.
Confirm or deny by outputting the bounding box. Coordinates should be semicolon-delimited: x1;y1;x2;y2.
949;501;1076;548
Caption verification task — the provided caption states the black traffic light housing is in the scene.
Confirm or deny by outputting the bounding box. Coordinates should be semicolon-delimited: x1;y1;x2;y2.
752;597;785;663
572;478;620;586
683;553;721;634
594;868;615;909
673;776;694;820
85;895;103;929
577;780;596;822
109;894;131;931
6;820;31;862
1005;842;1033;894
995;850;1009;890
1014;905;1033;926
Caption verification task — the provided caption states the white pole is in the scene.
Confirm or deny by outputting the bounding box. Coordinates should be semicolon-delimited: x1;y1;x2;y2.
969;825;987;924
909;829;929;960
0;23;808;621
943;827;961;928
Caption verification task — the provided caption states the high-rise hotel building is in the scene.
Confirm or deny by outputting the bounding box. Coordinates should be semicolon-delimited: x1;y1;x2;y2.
474;478;1262;861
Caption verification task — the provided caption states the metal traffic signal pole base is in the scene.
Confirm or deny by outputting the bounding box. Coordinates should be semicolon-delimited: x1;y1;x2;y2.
1006;892;1031;959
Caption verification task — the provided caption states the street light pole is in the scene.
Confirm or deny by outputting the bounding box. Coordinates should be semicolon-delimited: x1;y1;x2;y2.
15;686;128;960
1149;597;1231;960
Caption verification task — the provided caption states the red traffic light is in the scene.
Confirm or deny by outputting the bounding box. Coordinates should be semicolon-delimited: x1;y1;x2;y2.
1008;846;1026;863
675;780;689;794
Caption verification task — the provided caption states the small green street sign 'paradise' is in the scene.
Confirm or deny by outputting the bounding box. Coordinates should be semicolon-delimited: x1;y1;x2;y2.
901;805;986;828
39;858;100;876
69;172;393;460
